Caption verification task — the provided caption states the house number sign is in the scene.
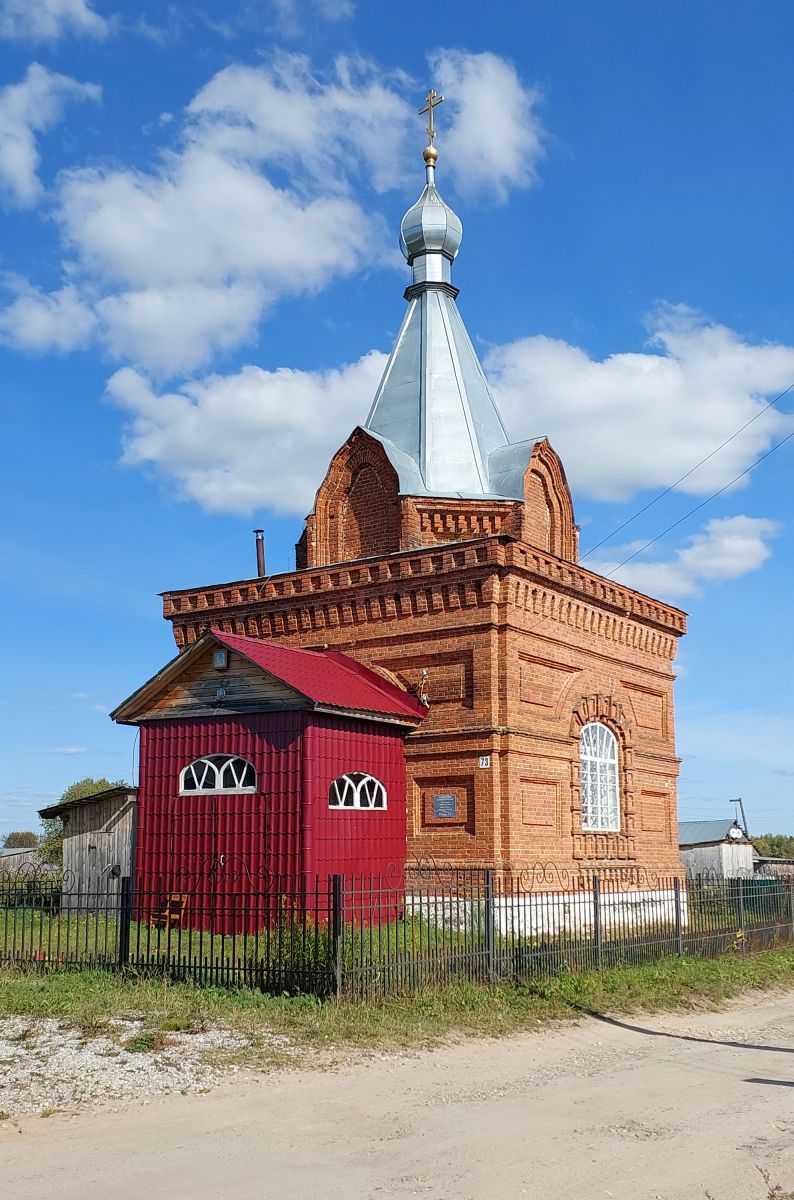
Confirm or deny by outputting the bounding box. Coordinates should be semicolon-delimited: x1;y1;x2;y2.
478;755;491;768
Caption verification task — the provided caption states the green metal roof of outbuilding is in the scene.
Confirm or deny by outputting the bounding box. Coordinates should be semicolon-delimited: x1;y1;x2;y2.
678;819;746;847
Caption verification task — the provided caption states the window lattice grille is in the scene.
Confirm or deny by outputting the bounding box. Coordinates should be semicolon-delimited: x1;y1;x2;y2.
328;772;387;811
179;754;256;794
579;722;620;832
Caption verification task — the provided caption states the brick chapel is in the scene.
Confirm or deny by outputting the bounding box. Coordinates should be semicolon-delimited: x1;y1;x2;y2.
157;98;688;879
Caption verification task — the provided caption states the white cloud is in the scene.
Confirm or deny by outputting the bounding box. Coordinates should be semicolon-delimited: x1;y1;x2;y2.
58;144;382;291
316;0;354;16
36;746;88;756
106;352;387;514
486;306;794;503
0;50;543;372
271;0;354;36
187;53;414;195
0;278;96;351
50;54;417;372
0;0;110;41
95;281;267;376
586;515;781;600
57;144;386;373
430;49;545;200
0;63;100;207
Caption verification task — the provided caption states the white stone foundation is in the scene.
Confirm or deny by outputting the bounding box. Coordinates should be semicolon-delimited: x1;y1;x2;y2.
408;887;687;938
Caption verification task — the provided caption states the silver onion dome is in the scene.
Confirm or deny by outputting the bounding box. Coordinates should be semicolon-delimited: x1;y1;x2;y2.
364;89;537;501
399;147;462;266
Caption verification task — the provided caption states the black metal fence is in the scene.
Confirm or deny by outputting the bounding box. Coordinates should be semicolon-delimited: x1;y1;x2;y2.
1;862;792;1001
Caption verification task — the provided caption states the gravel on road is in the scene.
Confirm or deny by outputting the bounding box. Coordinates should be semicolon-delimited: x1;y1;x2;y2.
0;1016;283;1120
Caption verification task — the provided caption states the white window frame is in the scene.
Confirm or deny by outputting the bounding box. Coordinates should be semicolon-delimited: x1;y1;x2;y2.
179;754;256;795
328;772;387;811
579;722;620;832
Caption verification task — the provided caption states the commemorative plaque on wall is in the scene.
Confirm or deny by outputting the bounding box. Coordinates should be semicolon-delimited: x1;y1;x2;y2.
432;792;458;819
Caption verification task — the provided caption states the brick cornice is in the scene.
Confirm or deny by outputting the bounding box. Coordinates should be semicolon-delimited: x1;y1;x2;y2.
499;541;685;634
162;534;687;651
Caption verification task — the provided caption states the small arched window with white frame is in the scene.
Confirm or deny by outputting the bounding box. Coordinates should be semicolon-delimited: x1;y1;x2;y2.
328;773;387;811
579;722;620;832
179;754;256;795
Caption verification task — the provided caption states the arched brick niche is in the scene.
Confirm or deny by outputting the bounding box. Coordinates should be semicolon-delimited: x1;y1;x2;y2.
298;431;580;569
522;439;579;562
569;693;636;861
344;463;392;559
299;429;401;568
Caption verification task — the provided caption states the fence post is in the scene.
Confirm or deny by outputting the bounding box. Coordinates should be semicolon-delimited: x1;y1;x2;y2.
674;878;684;956
117;875;132;971
592;876;602;970
484;868;495;983
789;877;794;947
737;877;746;952
330;873;343;1001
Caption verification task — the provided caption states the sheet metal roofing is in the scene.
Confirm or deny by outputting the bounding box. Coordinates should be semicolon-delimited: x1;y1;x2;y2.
363;147;536;501
211;630;427;721
678;819;746;846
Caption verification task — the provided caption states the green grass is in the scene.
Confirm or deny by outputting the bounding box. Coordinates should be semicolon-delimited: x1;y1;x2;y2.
1;947;794;1066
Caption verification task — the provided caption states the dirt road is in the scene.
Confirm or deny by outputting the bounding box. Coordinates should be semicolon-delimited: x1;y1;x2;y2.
4;991;794;1200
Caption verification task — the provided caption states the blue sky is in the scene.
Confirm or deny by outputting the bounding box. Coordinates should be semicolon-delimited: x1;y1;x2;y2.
0;0;792;836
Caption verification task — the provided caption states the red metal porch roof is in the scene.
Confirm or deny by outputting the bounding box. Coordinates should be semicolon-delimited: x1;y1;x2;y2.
210;630;427;721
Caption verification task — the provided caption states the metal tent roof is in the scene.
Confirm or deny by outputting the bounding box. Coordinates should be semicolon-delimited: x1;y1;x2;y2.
363;143;537;501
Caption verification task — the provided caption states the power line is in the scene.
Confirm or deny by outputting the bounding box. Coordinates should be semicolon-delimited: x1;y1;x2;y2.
599;423;794;579
581;381;794;559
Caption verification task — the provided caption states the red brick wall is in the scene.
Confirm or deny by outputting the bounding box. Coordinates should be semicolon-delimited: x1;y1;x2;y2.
163;537;686;879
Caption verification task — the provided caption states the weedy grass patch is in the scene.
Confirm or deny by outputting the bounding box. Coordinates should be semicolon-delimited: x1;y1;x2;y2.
760;1172;794;1200
122;1029;173;1054
708;1168;794;1200
1;947;794;1066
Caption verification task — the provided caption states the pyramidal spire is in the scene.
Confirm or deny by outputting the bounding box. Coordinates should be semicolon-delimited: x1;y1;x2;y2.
364;89;528;499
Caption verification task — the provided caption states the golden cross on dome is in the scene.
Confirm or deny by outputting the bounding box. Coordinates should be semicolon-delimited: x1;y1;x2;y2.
419;89;444;144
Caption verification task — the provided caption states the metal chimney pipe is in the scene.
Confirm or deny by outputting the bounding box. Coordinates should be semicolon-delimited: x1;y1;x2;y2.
253;529;266;578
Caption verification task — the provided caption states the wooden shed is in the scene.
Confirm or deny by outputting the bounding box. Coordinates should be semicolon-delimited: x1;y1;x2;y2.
678;819;754;879
0;846;45;877
39;785;138;905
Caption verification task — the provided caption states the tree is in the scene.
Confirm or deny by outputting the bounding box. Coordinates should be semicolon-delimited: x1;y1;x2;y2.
39;777;129;866
753;833;794;860
1;831;39;849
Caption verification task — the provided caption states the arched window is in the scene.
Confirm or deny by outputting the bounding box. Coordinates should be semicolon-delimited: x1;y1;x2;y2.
579;722;620;832
179;754;256;795
328;773;387;810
